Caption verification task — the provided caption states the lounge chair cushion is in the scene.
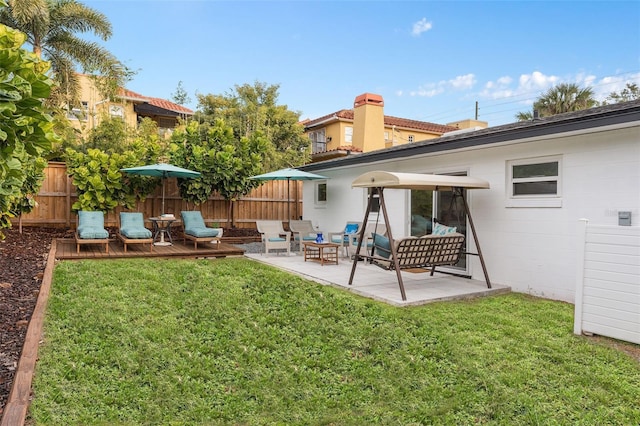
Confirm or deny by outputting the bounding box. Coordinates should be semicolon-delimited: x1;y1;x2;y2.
432;222;457;236
120;213;152;239
181;211;219;238
186;227;219;238
77;211;109;239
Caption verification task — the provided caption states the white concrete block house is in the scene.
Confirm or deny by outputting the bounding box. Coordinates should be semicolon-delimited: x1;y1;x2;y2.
299;100;640;304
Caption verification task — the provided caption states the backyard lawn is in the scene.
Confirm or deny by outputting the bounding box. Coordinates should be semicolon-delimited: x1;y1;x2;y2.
30;258;639;425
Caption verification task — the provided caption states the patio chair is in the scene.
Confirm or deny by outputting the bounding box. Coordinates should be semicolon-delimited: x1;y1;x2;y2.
328;221;361;257
256;220;291;256
75;210;109;253
117;212;153;253
181;211;223;249
289;219;320;253
349;222;388;257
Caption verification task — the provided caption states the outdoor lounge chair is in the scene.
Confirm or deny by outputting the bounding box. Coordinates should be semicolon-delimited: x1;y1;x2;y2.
256;220;291;256
181;211;223;249
289;219;320;253
328;221;361;257
117;212;153;253
75;210;109;253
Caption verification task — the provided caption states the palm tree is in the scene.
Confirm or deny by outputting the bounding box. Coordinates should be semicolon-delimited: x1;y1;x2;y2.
516;83;598;121
0;0;130;108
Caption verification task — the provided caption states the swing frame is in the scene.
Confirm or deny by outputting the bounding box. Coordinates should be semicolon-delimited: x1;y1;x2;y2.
348;171;492;301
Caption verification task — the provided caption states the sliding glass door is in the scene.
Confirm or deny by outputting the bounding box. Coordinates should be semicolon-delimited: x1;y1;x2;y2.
410;172;468;271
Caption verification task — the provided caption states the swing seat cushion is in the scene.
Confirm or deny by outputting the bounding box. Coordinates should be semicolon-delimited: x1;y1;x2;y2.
373;233;391;259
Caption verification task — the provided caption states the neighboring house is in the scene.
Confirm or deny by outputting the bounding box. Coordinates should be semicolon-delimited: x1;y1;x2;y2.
302;93;487;162
299;100;640;303
68;74;193;137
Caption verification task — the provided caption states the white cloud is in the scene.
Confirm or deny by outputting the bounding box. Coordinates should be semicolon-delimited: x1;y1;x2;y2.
412;18;432;37
409;74;476;97
449;74;476;90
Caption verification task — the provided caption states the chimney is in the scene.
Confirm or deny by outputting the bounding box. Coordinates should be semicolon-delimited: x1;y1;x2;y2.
352;93;385;152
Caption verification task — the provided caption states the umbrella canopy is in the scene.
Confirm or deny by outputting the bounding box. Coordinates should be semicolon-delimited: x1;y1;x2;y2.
250;168;329;221
121;163;201;215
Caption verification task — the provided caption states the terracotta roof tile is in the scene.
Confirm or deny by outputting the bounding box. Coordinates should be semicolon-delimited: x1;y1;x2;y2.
303;109;456;133
117;88;193;114
147;97;193;115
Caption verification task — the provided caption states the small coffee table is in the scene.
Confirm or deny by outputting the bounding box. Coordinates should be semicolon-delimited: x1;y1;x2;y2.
303;241;339;266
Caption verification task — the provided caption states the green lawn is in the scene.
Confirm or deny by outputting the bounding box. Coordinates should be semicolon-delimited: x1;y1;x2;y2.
30;258;639;425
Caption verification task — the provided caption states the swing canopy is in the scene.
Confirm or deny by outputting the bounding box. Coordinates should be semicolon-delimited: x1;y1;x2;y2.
351;171;490;191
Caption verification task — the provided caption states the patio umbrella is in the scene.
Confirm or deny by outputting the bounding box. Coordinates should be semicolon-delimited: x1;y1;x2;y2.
250;167;328;222
121;163;201;215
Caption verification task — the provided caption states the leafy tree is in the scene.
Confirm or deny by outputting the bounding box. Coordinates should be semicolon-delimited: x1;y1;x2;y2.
65;117;167;212
516;83;598;121
0;0;130;108
0;23;57;235
603;82;640;105
171;80;191;106
170;120;267;227
195;81;309;171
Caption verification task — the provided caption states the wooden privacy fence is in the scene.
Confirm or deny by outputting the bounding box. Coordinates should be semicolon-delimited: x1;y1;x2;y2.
20;162;305;229
574;219;640;345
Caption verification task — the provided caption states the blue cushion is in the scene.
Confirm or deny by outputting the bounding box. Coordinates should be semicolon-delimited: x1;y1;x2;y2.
120;213;152;239
433;222;457;236
268;237;286;242
295;235;316;241
186;227;219;238
373;233;391;259
181;211;206;229
78;228;109;239
121;227;152;239
345;223;359;234
77;211;108;239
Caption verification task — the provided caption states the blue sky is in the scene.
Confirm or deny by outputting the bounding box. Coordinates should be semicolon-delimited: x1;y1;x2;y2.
84;0;640;126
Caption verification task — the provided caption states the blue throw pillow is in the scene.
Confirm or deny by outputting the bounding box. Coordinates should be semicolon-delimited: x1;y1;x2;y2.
433;222;457;236
373;233;391;259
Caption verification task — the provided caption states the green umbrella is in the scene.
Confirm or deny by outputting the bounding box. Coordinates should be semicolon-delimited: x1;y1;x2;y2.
251;168;328;221
121;163;201;215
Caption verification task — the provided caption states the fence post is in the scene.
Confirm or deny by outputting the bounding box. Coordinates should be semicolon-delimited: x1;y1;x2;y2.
573;218;589;336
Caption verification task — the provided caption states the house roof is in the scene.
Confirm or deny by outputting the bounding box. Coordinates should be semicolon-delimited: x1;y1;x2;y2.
303;109;457;134
300;100;640;173
118;88;194;116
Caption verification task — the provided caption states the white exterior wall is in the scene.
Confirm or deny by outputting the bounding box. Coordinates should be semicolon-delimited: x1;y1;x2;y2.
302;124;640;303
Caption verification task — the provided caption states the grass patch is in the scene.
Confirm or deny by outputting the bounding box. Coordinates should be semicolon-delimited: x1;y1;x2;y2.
30;258;640;425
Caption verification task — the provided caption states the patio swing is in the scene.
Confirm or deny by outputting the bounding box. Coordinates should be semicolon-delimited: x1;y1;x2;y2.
348;171;492;301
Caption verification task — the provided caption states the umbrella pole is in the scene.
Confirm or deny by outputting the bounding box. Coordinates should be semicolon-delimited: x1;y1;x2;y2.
287;178;291;228
162;179;165;215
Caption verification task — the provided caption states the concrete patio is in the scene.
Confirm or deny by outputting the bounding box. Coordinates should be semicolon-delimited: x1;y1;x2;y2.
244;251;511;307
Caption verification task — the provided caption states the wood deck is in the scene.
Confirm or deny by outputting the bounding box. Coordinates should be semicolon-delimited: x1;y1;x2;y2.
55;237;245;260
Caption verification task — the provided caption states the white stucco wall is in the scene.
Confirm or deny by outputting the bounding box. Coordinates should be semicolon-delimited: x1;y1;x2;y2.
301;124;640;303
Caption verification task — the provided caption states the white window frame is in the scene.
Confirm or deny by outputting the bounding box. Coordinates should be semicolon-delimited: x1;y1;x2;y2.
344;126;353;143
506;155;562;208
408;135;415;143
